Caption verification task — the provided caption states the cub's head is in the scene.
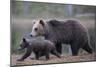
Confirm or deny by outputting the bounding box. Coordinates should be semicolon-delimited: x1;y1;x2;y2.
30;19;46;37
18;38;29;50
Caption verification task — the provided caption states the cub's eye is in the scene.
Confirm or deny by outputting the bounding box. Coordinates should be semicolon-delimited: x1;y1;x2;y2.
34;28;38;31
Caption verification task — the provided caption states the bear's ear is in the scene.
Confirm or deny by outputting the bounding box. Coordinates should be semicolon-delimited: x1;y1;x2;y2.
23;38;26;42
49;20;61;27
39;19;45;26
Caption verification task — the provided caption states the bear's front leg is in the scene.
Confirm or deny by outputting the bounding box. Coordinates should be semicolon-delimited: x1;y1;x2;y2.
51;50;61;58
34;52;40;60
17;47;32;61
45;52;50;60
55;43;62;54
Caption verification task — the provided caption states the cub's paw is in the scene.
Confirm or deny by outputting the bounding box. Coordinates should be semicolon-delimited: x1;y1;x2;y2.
58;56;61;58
30;57;35;60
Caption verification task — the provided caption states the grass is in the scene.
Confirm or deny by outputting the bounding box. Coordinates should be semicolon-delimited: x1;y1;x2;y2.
11;31;22;54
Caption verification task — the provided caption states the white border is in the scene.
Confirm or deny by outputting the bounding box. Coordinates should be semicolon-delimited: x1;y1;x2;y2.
0;0;10;67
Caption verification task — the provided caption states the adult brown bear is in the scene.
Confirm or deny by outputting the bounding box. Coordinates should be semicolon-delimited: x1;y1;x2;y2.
30;19;93;56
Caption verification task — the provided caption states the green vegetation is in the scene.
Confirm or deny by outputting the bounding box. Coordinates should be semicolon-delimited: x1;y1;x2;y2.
11;31;21;54
89;28;96;52
11;1;96;18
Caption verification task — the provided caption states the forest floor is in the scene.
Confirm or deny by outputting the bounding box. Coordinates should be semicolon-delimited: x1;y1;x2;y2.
11;53;96;66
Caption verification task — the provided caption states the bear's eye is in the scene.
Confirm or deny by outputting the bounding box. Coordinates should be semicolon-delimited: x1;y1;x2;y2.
34;28;38;31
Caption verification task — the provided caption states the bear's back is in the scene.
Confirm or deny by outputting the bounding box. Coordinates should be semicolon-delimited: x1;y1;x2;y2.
47;19;82;27
29;37;55;51
45;19;88;44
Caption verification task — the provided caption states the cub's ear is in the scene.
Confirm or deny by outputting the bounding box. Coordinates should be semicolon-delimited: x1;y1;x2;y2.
23;38;26;42
39;19;45;26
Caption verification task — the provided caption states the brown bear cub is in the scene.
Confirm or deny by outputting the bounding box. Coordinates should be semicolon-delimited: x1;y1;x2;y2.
17;36;61;61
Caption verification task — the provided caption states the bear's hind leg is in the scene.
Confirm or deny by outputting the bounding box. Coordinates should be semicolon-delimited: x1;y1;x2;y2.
82;42;93;54
70;43;80;56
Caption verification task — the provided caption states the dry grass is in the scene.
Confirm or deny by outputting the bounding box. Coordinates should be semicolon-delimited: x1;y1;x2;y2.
11;53;96;66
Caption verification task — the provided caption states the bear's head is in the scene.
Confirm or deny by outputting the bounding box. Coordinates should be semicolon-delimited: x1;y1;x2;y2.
18;38;29;50
30;20;46;37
